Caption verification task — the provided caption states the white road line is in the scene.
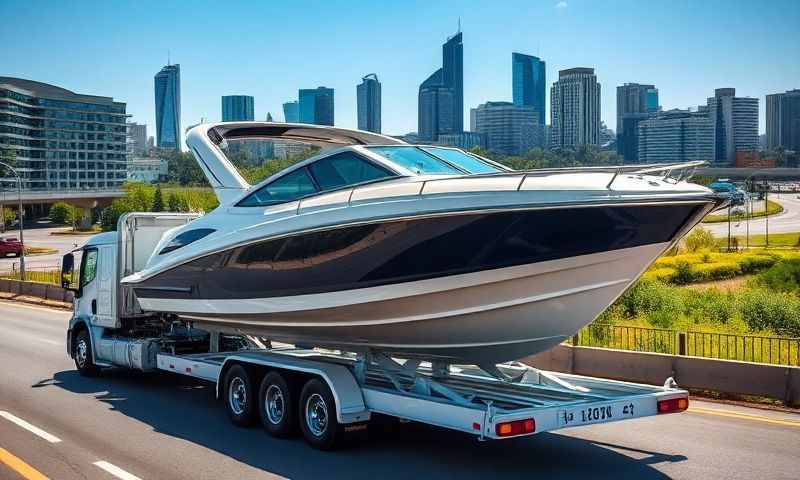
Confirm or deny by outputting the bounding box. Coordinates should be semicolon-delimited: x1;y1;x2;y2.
93;461;142;480
38;338;62;346
0;411;62;443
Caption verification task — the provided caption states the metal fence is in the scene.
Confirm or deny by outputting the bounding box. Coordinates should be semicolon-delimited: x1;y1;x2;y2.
573;323;800;367
0;263;61;285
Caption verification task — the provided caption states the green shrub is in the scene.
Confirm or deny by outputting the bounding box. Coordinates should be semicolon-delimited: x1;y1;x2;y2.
48;202;75;225
683;288;737;324
619;280;683;325
738;288;800;336
692;262;741;282
672;260;695;284
739;254;779;274
754;259;800;293
685;227;716;253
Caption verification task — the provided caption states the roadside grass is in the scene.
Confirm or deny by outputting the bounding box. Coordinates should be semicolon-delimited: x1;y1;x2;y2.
0;268;61;284
24;245;59;256
702;199;783;223
51;226;102;236
716;232;800;249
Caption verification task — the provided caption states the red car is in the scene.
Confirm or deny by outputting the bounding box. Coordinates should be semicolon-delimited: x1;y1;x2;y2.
0;237;23;257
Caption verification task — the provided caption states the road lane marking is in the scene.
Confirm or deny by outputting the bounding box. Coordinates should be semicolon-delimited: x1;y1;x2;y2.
36;338;61;346
0;412;61;443
689;406;800;428
0;447;50;480
93;461;142;480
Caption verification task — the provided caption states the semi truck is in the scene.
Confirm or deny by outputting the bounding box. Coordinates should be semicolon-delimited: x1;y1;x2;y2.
60;212;689;450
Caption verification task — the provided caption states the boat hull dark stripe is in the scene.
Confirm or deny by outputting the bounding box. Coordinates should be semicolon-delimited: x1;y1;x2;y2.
134;203;707;300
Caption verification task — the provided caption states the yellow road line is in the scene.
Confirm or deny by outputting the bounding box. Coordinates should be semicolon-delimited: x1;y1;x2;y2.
689;406;800;428
0;447;49;480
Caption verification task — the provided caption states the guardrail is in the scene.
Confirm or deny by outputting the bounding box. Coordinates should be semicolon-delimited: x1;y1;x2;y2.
573;323;800;367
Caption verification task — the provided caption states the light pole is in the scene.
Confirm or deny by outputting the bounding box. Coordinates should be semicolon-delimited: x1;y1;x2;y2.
0;161;25;281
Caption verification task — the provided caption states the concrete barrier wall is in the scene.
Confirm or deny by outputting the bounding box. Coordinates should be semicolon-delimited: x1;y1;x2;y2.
0;278;73;303
524;345;800;406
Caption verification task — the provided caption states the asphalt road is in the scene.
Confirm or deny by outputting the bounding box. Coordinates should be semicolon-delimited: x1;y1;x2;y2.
704;194;800;237
0;225;92;272
1;301;799;479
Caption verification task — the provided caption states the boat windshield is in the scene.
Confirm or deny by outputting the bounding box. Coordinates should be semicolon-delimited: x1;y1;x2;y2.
420;147;502;174
367;146;462;175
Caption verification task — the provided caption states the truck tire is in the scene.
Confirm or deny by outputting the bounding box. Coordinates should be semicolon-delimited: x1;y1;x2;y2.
73;330;100;377
224;364;257;427
258;371;296;438
299;378;341;450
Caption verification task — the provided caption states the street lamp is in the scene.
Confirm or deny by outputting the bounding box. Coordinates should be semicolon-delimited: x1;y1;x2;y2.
0;161;25;281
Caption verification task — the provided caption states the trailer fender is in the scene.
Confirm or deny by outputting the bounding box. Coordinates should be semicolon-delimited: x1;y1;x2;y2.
216;353;370;424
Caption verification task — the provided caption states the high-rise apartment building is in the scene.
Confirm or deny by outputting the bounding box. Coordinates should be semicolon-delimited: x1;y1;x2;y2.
221;95;254;122
154;64;181;149
127;122;147;155
357;74;381;133
418;31;463;140
638;109;713;163
299;87;334;126
512;53;546;127
473;101;539;155
282;101;299;123
616;83;658;161
0;77;128;190
707;88;759;166
766;89;800;151
550;68;601;149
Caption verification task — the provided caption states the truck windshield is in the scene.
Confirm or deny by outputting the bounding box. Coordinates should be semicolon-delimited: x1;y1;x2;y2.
367;146;462;175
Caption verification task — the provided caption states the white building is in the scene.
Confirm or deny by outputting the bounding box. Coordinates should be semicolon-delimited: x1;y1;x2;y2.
472;101;539;155
550;68;601;149
637;109;713;164
127;156;168;183
707;88;759;166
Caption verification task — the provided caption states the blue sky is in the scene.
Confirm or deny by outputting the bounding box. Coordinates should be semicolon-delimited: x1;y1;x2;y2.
2;0;798;138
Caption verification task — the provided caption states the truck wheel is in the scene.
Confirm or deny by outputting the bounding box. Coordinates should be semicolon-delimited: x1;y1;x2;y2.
74;330;100;377
299;378;341;450
224;365;257;427
258;372;296;438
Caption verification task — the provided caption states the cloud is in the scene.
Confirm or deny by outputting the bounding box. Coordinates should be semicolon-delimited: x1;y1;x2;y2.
555;1;568;8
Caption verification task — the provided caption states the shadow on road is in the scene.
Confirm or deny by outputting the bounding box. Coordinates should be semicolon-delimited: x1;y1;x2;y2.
35;369;686;479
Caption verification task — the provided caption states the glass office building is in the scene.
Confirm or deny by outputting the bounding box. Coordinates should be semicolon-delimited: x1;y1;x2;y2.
298;87;334;126
0;77;129;190
222;95;255;122
418;30;463;139
282;101;299;123
512;53;546;127
154;64;181;149
357;74;381;133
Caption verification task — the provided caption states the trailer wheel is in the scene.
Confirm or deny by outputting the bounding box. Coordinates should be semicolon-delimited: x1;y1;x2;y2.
299;378;341;450
73;330;99;377
258;371;296;438
224;365;257;427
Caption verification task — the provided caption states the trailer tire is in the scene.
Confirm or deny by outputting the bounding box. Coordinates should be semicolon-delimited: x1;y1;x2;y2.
258;372;296;438
299;378;342;450
224;364;257;427
73;330;99;377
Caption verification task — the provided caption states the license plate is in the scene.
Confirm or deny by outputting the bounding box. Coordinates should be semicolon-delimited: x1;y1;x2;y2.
557;401;637;427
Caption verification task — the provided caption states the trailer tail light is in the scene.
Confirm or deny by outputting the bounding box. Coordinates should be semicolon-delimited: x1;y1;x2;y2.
657;397;689;414
495;418;535;437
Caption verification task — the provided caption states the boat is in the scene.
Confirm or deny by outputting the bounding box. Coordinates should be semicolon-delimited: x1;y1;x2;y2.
122;122;723;365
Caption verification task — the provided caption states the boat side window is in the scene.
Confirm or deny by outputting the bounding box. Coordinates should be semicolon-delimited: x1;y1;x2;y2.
420;146;502;174
307;152;395;191
238;167;319;207
366;146;464;175
159;228;216;255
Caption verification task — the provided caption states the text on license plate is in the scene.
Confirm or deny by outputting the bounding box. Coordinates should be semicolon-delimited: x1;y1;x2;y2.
557;402;636;426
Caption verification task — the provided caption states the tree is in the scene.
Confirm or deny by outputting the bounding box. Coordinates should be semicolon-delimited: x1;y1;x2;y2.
152;185;164;212
49;202;76;225
162;150;207;186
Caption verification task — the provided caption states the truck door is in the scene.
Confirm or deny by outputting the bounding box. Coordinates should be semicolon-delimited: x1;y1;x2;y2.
73;247;98;322
93;245;118;328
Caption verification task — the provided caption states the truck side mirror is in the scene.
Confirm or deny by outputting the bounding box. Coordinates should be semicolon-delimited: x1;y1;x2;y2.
61;253;76;291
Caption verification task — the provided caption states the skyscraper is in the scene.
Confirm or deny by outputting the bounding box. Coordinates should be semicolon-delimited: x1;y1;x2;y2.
473;101;539;155
357;74;381;133
766;89;800;151
154;64;181;149
512;52;546;127
418;30;463;140
616;83;658;161
638;109;713;163
707;88;759;166
127;122;147;155
550;68;601;149
418;69;454;141
221;95;254;121
299;87;334;126
283;101;299;123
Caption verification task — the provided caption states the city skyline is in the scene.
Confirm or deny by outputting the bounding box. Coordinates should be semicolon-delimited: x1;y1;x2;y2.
2;1;797;138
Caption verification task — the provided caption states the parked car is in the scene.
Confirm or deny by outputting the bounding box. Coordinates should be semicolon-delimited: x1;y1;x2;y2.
0;237;23;257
